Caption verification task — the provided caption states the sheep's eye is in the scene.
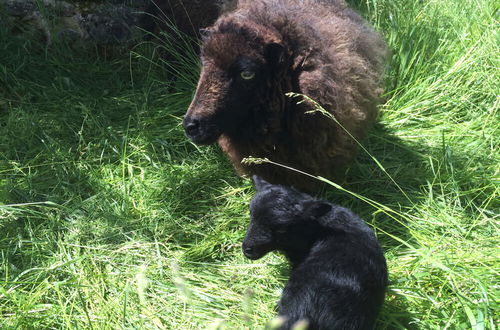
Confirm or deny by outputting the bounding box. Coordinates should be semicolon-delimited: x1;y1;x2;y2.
240;70;255;80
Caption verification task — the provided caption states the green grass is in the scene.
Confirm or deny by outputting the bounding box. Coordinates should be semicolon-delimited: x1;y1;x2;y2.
0;0;498;328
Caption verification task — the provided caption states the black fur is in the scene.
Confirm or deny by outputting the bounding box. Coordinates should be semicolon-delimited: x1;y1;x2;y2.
242;176;388;330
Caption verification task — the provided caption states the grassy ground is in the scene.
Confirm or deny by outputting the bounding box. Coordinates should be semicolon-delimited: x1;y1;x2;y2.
0;0;498;328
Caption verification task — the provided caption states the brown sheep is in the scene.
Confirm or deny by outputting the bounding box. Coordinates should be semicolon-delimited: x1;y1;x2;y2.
183;0;387;191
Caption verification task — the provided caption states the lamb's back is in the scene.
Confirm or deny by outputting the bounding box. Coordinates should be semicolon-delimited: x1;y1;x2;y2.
279;236;387;329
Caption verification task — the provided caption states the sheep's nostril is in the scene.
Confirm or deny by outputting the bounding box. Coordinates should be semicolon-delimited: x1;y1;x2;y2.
184;118;200;135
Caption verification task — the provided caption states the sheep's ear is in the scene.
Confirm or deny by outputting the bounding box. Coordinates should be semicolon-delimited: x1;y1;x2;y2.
265;42;285;65
301;200;332;220
252;175;272;191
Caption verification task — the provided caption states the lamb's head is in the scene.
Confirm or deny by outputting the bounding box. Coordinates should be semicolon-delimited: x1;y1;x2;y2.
242;176;332;260
183;18;288;145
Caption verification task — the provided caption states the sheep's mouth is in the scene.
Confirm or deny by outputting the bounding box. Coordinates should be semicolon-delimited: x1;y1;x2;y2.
187;129;221;145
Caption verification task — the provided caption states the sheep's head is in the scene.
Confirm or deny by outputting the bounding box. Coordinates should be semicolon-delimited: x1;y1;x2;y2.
242;176;332;260
183;18;287;145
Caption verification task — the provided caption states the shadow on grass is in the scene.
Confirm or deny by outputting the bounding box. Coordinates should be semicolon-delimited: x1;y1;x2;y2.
0;27;250;278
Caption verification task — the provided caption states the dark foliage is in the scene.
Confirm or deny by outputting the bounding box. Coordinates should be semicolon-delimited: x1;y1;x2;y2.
141;0;237;42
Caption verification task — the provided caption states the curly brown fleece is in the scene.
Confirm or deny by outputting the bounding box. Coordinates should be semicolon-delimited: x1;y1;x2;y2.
183;0;387;191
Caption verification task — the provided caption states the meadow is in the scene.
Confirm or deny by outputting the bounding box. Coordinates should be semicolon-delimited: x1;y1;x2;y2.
0;0;498;328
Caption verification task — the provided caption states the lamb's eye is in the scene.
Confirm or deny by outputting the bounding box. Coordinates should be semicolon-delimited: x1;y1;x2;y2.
240;70;255;80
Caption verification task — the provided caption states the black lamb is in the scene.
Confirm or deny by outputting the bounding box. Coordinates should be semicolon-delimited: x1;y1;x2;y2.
242;176;388;329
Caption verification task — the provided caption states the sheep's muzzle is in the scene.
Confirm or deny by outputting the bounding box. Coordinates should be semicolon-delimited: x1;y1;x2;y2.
183;114;221;145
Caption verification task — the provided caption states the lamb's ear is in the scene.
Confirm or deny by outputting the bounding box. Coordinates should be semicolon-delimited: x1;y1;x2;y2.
252;175;272;191
301;200;332;220
265;42;285;65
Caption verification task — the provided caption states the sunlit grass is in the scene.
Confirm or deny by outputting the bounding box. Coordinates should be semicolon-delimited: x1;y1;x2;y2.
0;0;498;328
